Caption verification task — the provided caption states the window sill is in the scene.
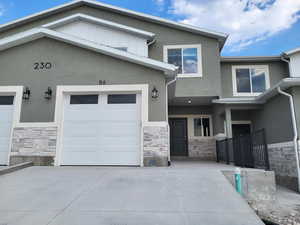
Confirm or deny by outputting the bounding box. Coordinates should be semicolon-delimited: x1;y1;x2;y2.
189;136;214;139
233;92;262;97
177;74;202;78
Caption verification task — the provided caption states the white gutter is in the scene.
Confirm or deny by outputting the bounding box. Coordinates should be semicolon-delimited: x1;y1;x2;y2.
277;87;300;192
166;76;177;165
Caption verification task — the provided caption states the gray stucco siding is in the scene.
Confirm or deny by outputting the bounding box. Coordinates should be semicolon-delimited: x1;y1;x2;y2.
168;106;212;115
0;5;222;98
221;61;289;98
0;37;167;122
251;94;293;144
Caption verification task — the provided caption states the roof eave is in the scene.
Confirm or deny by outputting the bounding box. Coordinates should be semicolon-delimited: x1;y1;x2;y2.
0;0;228;48
0;28;176;76
213;78;300;105
42;13;156;41
221;56;282;63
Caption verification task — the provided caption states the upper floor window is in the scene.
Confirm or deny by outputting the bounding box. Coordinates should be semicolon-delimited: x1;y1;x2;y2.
232;65;270;96
164;44;202;77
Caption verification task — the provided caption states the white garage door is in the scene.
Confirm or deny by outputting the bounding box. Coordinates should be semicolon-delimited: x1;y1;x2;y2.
61;93;141;166
0;96;14;165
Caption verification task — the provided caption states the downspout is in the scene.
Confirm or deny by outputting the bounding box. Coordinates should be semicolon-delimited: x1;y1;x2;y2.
166;75;177;165
277;87;300;192
147;39;156;46
281;55;292;77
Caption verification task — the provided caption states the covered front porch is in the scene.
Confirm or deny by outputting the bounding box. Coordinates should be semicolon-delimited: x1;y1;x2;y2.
168;95;263;162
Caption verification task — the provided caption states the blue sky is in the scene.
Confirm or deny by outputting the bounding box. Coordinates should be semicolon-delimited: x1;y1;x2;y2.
0;0;299;56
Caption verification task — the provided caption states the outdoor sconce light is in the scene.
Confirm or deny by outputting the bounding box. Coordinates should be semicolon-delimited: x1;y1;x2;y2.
44;87;52;100
99;80;106;85
23;87;31;100
151;87;159;99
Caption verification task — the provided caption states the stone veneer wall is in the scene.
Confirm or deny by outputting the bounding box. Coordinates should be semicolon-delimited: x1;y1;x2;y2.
143;123;169;167
188;137;216;160
11;126;57;165
268;141;299;191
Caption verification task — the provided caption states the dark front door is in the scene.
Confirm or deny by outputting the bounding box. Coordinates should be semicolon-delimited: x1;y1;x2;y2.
232;124;251;137
169;118;188;156
232;124;253;167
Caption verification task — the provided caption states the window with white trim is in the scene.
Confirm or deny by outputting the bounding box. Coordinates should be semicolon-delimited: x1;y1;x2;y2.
232;65;270;96
164;44;202;77
193;117;211;137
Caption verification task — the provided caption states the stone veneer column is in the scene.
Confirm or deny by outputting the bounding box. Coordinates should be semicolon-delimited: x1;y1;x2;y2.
268;141;299;191
10;126;57;165
143;122;169;167
188;137;216;160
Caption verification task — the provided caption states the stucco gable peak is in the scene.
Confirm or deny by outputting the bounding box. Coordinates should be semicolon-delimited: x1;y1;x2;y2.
0;28;177;76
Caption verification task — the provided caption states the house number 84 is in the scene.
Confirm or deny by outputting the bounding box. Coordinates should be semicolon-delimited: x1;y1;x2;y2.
34;62;52;70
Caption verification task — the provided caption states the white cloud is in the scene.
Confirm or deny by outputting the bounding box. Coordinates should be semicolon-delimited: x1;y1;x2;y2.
154;0;165;11
169;0;300;51
0;4;4;16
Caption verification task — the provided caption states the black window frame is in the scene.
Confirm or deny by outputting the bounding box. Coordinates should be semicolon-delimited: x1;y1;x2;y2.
107;94;136;104
0;96;14;105
70;95;99;105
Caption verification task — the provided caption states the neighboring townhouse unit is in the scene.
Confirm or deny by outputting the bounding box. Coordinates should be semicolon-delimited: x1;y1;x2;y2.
0;0;299;189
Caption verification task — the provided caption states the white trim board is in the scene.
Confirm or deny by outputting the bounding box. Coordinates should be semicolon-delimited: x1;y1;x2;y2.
43;13;155;40
0;86;23;165
0;28;177;76
54;84;149;166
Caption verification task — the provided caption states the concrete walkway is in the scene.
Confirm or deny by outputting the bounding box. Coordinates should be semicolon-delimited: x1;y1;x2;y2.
0;161;264;225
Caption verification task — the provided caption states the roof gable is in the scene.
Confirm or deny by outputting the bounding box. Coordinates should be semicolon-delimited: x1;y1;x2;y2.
0;28;177;76
43;13;155;41
0;0;228;49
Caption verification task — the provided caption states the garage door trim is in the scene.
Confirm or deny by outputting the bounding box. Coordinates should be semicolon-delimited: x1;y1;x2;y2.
54;84;149;166
0;86;23;165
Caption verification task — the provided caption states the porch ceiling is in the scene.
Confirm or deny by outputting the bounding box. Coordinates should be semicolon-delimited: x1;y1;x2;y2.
169;96;217;106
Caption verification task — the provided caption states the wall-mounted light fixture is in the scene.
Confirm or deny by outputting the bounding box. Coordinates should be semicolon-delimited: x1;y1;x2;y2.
99;80;106;85
23;87;31;100
188;99;192;104
151;87;159;99
44;87;52;100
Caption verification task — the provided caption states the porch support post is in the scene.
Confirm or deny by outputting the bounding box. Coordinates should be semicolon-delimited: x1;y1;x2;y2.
225;107;232;138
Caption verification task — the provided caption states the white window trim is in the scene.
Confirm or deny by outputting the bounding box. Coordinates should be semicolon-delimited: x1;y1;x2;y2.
169;114;213;138
232;65;270;97
54;84;149;167
163;44;203;78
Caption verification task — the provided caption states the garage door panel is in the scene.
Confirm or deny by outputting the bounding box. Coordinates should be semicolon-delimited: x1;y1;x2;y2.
0;103;14;165
101;122;139;136
61;152;100;165
62;138;99;148
97;152;139;165
101;108;138;121
63;122;100;137
64;109;101;121
61;93;141;166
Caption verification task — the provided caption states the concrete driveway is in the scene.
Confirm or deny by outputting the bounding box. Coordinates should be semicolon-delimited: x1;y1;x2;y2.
0;161;264;225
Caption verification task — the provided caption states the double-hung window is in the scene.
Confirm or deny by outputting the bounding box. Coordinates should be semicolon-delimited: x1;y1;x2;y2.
164;44;202;77
232;65;270;96
193;116;212;137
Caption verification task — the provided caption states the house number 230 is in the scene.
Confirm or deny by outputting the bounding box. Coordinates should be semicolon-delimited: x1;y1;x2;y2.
34;62;52;70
